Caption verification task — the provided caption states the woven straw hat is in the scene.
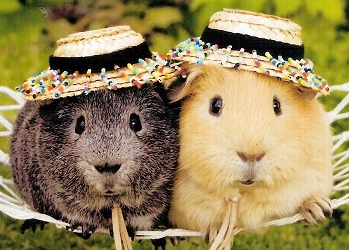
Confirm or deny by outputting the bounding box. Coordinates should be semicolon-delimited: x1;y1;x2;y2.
168;9;329;95
17;25;179;100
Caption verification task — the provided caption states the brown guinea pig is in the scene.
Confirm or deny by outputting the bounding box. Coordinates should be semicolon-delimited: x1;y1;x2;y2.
168;64;333;242
10;86;179;239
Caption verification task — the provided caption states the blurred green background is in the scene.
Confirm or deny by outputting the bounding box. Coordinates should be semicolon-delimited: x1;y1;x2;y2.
1;0;349;249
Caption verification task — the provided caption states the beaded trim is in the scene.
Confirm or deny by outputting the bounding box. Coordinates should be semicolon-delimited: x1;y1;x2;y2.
17;37;329;99
167;37;329;95
16;55;180;100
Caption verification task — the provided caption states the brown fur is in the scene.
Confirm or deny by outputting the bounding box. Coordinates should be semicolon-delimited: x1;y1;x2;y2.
168;65;333;240
10;87;179;238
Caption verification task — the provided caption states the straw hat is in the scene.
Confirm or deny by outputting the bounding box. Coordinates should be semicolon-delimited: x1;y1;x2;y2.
17;25;179;100
168;9;329;95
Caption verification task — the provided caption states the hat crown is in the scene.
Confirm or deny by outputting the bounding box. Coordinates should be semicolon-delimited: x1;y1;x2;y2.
53;25;145;57
209;9;302;45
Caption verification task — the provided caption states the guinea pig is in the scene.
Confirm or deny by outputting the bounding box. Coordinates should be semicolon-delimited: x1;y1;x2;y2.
10;85;179;239
168;65;333;243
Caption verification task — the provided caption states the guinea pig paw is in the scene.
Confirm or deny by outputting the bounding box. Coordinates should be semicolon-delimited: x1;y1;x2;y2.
151;238;167;250
68;223;96;240
73;231;92;240
20;219;47;234
204;227;218;244
126;225;136;240
169;236;186;246
80;224;97;240
299;197;333;225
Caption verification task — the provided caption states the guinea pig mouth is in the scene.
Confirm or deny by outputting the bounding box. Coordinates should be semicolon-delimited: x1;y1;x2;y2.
102;190;127;197
240;180;255;185
105;190;116;196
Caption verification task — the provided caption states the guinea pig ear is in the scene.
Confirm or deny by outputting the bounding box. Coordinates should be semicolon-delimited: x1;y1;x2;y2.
39;99;62;121
166;63;204;103
296;86;318;101
150;82;170;103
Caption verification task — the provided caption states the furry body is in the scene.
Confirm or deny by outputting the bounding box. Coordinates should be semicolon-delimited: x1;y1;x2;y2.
169;65;333;238
10;87;179;237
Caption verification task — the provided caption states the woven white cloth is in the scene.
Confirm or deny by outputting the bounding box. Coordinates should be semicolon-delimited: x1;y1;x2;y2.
0;84;348;240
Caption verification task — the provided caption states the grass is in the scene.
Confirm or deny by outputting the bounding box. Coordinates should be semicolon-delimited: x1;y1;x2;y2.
0;210;349;249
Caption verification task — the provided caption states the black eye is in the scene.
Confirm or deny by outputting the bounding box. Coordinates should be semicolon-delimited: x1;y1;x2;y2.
130;113;142;132
210;96;223;116
75;116;85;134
273;97;282;115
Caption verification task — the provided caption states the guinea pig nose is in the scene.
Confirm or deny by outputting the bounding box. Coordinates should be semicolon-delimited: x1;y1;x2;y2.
237;152;265;162
95;164;121;174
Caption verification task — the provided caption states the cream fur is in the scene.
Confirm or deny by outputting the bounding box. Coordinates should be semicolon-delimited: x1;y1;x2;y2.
169;65;333;239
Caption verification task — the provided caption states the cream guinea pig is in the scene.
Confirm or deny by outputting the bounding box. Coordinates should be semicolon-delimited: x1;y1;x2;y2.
168;64;333;242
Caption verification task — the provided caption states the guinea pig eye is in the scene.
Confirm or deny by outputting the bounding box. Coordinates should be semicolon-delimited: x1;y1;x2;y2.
210;96;223;116
75;116;86;134
273;97;282;115
129;113;142;132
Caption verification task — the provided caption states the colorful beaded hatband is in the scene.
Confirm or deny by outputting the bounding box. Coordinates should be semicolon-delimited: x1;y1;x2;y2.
168;9;329;95
17;25;179;100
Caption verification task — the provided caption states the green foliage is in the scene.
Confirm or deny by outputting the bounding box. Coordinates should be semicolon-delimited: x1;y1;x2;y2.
1;0;349;249
0;0;21;13
0;212;117;250
0;7;49;88
19;0;194;53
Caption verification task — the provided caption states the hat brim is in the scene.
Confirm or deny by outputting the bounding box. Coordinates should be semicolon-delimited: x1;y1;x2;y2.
17;25;181;101
169;39;329;95
18;60;179;101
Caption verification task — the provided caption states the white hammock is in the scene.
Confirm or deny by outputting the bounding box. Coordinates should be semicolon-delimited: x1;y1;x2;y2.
0;84;349;242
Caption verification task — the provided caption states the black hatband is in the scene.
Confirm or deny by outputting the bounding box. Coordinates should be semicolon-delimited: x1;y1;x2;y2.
200;27;304;60
49;41;152;74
